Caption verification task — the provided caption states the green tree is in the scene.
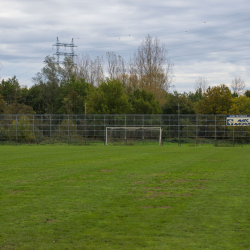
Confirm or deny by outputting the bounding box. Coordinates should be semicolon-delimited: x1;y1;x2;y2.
32;56;62;113
4;103;35;114
0;76;21;105
59;76;93;114
0;94;6;114
26;84;46;114
32;56;89;114
162;91;196;114
128;88;161;114
87;78;130;114
188;88;203;103
198;84;233;114
229;96;250;114
9;116;35;143
19;86;30;105
244;90;250;98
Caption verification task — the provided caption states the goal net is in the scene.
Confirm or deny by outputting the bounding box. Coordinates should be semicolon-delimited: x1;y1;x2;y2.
105;127;162;146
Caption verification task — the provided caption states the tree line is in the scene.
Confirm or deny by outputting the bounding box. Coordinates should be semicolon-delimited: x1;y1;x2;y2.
0;35;249;115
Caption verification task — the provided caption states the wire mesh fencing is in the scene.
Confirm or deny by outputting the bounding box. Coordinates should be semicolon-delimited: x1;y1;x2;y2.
0;114;249;146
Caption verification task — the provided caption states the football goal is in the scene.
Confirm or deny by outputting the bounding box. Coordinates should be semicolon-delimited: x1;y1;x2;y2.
105;127;163;146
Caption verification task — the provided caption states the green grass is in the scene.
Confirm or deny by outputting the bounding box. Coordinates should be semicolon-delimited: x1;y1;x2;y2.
0;145;250;249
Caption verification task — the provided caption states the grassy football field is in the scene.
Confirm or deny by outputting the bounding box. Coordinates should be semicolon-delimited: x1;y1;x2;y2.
0;145;250;249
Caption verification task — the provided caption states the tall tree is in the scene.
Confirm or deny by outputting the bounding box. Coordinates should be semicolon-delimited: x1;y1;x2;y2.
4;103;35;114
26;84;46;114
128;35;174;106
194;76;208;94
245;90;250;98
106;52;127;84
198;84;233;114
87;78;130;114
128;88;162;114
129;35;173;92
75;54;104;86
32;56;80;113
231;77;245;96
162;91;196;114
0;94;6;114
59;76;93;114
229;95;250;114
0;76;21;105
32;56;61;113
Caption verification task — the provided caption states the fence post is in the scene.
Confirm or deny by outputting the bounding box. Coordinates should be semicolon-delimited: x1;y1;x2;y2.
215;116;217;146
233;123;235;147
196;115;198;146
50;115;52;144
105;126;108;146
125;115;127;145
134;115;135;138
103;115;105;145
85;114;87;145
169;115;170;139
178;106;180;146
94;115;95;139
59;116;61;144
205;115;207;138
68;114;69;145
160;115;162;145
16;115;17;143
224;115;226;140
33;115;35;145
76;115;78;141
159;128;162;146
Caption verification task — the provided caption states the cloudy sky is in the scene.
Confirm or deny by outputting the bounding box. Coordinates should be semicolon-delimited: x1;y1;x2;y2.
0;0;249;93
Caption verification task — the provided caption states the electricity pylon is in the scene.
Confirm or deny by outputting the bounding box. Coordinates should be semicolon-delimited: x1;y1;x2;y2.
53;37;77;64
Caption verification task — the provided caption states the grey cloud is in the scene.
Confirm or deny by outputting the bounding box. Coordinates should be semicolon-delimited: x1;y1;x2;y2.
0;0;250;91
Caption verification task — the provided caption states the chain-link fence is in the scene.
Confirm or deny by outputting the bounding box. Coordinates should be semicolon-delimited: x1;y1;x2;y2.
0;114;249;146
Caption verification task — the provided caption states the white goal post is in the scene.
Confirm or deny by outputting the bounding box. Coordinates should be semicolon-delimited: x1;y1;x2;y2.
105;127;163;146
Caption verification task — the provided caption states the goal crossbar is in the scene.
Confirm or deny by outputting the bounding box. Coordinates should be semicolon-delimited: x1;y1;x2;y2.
105;127;162;146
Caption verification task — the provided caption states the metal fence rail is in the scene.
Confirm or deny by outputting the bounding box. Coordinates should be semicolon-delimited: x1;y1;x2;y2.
0;114;249;145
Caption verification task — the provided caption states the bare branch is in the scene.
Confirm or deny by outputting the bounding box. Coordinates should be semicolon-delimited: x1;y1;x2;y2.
75;54;104;86
231;77;245;95
194;77;208;94
129;34;174;92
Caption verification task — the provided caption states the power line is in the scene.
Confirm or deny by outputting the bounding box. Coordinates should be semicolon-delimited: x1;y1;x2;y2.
149;10;250;35
171;43;250;60
2;10;250;85
2;27;250;77
149;16;250;38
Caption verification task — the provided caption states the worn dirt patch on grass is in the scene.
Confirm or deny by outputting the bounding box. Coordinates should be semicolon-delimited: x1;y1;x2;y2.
175;179;190;183
141;206;172;209
146;191;171;198
99;169;116;172
161;180;172;183
11;190;26;195
181;193;192;197
136;181;147;184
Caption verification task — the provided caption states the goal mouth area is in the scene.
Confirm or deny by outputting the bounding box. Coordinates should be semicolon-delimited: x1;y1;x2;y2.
105;127;163;146
106;126;162;130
